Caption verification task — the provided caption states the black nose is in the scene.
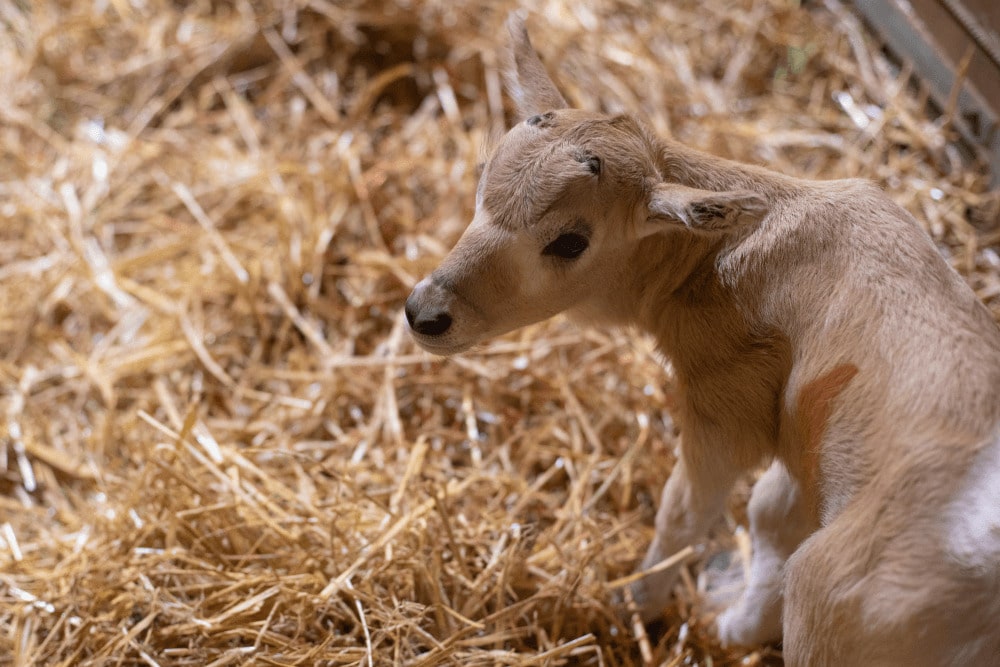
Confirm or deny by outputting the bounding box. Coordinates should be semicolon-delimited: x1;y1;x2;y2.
405;294;452;336
413;311;452;336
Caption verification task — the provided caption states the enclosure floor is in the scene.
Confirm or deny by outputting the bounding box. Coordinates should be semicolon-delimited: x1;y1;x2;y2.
1;0;997;665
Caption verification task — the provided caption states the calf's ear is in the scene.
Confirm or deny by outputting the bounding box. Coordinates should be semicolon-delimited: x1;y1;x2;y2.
641;183;768;237
503;12;568;121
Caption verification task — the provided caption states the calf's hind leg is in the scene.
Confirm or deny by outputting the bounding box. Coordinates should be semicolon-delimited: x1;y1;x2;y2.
715;460;814;647
783;500;947;667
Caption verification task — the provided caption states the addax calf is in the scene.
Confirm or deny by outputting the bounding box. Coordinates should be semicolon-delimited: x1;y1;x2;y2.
405;14;1000;666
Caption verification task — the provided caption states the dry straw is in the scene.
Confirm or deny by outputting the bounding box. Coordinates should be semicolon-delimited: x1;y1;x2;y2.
1;0;997;665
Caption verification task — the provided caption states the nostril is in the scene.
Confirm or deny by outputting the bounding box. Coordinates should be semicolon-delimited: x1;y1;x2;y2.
413;311;452;337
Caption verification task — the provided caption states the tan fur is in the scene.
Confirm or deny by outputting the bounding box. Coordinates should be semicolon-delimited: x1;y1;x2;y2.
795;363;859;521
405;14;1000;665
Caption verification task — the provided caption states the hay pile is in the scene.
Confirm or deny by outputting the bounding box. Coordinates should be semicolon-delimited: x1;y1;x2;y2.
2;0;997;664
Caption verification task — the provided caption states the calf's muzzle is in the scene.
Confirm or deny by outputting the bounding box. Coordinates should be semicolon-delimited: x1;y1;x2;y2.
405;278;454;337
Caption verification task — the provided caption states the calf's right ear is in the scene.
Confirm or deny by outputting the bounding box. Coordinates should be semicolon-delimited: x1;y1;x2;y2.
503;12;568;121
641;183;768;237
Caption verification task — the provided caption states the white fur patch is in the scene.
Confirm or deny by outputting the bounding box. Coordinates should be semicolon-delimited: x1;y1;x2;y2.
948;436;1000;571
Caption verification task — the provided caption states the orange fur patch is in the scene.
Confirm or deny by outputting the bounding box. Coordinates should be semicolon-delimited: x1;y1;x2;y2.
797;364;859;519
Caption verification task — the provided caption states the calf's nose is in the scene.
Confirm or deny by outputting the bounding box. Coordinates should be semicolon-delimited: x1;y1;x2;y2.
405;289;453;337
411;310;453;336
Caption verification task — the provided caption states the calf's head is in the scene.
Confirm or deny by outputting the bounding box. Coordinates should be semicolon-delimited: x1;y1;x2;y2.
405;15;767;354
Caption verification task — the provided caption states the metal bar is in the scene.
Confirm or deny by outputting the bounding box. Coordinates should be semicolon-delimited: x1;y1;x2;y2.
851;0;1000;185
940;0;1000;70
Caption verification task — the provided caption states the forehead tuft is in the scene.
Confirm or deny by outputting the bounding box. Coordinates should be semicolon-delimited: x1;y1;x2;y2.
480;133;580;230
478;111;650;230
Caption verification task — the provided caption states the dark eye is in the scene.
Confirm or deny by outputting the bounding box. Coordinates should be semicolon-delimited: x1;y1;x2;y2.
542;233;589;259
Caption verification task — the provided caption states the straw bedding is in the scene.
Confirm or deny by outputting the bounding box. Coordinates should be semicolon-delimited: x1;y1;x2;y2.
1;0;998;664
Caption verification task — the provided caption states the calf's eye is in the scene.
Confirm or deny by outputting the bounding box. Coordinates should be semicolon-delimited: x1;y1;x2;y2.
542;233;589;259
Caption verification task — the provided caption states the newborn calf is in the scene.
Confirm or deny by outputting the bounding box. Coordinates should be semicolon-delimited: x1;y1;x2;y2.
405;15;1000;666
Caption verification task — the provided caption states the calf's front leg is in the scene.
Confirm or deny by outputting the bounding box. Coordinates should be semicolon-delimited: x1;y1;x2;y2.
629;424;746;622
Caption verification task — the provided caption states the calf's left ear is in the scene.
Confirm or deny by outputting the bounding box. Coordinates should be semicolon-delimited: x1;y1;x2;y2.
503;12;569;120
642;183;768;237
